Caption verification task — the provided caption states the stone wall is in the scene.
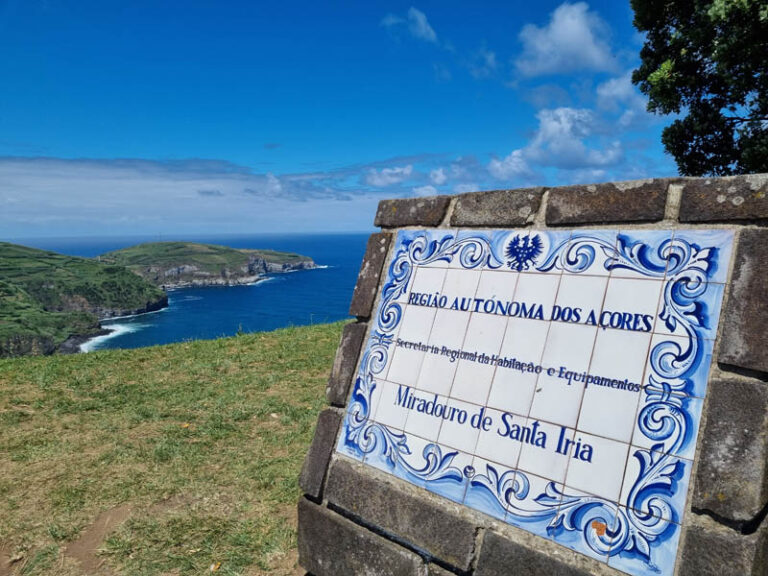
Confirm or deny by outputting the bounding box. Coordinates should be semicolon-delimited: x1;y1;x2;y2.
298;175;768;576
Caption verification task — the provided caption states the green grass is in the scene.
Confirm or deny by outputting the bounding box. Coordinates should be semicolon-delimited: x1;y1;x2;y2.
0;243;165;315
0;321;344;575
0;281;97;348
0;242;166;353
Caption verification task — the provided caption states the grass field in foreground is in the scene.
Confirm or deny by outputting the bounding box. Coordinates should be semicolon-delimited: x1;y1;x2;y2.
0;321;344;576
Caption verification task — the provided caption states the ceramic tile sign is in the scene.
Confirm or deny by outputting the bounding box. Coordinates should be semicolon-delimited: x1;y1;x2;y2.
337;228;733;576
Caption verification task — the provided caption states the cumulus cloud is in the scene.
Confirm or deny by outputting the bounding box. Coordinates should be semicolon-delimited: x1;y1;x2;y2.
527;107;622;168
382;7;438;44
429;167;447;185
596;73;637;107
487;105;624;183
515;2;616;76
364;165;414;187
596;71;650;127
488;150;531;180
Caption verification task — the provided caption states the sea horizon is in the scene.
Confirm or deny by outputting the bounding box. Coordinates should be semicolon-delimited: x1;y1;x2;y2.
4;232;371;352
4;229;373;256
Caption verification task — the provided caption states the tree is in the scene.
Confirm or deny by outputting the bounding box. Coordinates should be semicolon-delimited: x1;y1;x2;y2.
631;0;768;175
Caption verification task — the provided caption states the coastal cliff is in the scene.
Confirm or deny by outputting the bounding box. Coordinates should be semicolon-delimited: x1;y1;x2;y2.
0;243;168;357
0;241;318;356
100;242;317;288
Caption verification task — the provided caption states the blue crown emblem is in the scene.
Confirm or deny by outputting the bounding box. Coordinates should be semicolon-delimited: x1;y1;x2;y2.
505;234;543;271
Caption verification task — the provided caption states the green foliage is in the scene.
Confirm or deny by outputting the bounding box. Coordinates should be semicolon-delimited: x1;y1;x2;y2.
631;0;768;175
0;243;166;354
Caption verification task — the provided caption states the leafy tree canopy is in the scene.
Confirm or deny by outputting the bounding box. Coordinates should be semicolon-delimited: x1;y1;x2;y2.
631;0;768;175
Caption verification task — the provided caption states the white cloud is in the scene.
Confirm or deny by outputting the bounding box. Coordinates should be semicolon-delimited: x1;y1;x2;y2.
487;106;623;180
413;185;438;196
429;167;447;185
0;156;426;237
365;165;414;187
264;173;282;195
596;71;650;127
488;150;531;180
407;7;437;43
596;72;637;107
515;2;616;76
382;7;437;44
527;107;622;168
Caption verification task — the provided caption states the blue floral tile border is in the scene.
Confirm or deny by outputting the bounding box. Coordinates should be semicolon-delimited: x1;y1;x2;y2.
336;228;733;576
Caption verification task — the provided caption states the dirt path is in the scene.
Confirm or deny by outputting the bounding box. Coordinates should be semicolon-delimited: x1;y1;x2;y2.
63;505;132;574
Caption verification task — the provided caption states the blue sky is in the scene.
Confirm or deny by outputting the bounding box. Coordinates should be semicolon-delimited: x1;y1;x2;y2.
0;0;676;238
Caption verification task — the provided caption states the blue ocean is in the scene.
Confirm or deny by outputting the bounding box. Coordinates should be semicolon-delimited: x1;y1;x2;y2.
12;233;370;351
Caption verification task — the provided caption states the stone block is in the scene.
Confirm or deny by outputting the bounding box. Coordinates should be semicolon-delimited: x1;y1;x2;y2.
678;520;767;576
450;188;544;227
475;531;593;576
693;378;768;522
297;498;426;576
428;564;458;576
325;458;477;571
546;180;668;225
349;233;391;319
679;174;768;222
326;322;367;406
298;409;342;499
719;229;768;373
374;196;451;227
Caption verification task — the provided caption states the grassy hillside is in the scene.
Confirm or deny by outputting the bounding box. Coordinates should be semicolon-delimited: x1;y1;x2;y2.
0;281;97;355
101;242;315;287
0;243;168;356
0;321;344;575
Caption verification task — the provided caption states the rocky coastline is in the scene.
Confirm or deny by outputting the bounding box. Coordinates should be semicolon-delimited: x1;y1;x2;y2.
58;328;112;354
151;258;317;290
71;258;318;352
58;293;170;354
1;241;318;357
95;293;170;319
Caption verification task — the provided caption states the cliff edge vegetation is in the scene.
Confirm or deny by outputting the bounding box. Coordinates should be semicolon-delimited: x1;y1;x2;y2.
101;242;316;288
0;243;168;357
0;321;342;575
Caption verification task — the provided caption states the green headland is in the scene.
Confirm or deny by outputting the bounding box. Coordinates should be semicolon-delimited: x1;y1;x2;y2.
101;242;316;288
0;241;316;357
0;242;168;357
